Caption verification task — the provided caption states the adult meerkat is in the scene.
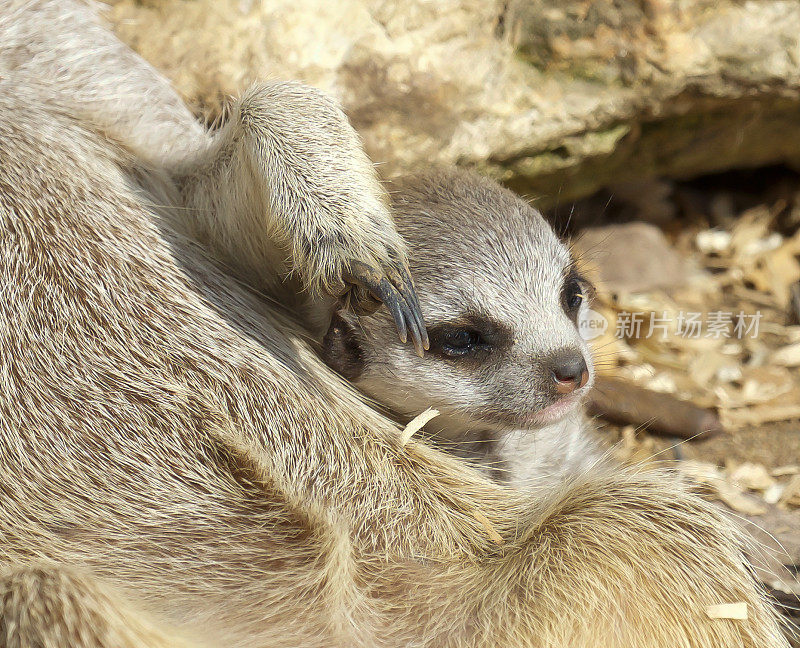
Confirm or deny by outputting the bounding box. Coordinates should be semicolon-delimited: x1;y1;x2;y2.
1;0;426;355
323;168;602;486
0;1;791;647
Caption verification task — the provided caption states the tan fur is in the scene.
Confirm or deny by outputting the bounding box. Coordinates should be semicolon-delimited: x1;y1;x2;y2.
0;1;791;646
0;564;197;648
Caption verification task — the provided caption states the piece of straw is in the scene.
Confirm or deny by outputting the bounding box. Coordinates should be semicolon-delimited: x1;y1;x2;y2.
399;408;439;446
705;603;748;620
473;509;504;545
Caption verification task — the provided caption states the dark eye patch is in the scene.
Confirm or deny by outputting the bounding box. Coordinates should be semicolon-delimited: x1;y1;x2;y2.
427;313;510;360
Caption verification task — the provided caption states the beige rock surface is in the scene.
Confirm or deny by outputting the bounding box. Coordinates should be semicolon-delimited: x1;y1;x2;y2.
104;0;800;205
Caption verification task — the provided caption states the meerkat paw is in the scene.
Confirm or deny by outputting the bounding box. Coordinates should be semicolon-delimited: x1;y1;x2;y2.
299;232;428;356
343;254;428;355
235;82;428;353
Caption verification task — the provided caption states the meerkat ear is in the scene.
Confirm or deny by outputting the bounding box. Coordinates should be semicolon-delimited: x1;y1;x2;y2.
322;311;366;381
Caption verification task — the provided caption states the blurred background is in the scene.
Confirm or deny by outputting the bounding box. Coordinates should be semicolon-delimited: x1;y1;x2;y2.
103;0;799;622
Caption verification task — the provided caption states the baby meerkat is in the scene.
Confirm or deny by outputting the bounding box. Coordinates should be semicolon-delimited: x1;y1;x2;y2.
322;168;602;485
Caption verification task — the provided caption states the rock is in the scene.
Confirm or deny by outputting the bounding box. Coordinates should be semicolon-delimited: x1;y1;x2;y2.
105;0;800;205
572;222;687;293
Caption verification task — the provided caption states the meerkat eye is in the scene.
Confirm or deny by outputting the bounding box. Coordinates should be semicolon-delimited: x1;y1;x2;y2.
562;277;585;313
434;328;487;357
427;316;506;359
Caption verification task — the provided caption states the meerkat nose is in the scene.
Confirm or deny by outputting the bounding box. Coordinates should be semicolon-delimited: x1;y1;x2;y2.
549;350;589;395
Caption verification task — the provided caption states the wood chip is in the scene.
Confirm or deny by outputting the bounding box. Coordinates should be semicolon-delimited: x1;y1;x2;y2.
716;482;768;516
722;404;800;428
696;229;731;254
771;342;800;367
705;602;748;620
771;465;800;477
727;462;775;492
735;366;794;406
399;408;439;446
763;483;785;505
679;461;768;515
778;474;800;509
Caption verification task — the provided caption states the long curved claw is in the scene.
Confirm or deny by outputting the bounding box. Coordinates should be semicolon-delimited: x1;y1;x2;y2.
386;255;429;353
343;259;428;356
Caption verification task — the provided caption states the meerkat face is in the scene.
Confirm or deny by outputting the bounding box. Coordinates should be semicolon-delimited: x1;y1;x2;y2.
323;168;594;440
